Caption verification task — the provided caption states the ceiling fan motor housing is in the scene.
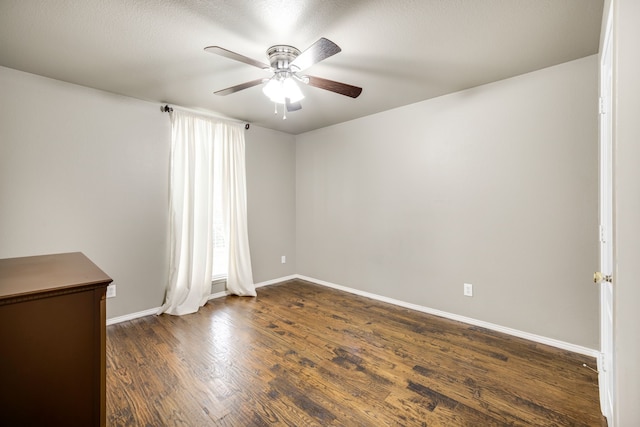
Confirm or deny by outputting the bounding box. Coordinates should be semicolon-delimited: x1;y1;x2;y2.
267;45;301;72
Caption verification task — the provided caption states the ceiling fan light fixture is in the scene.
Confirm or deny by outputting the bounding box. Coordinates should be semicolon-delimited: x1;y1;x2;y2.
282;77;304;103
262;78;284;103
262;74;304;104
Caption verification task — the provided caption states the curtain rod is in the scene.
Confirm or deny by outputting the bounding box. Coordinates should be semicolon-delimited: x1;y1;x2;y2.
161;105;250;130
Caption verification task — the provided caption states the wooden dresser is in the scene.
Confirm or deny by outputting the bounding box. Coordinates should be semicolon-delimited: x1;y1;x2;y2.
0;252;112;426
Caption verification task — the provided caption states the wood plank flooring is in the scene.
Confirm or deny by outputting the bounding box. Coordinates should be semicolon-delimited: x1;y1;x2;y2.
106;279;605;426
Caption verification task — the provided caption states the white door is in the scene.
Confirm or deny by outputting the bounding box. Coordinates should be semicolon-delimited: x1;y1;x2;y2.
598;4;614;423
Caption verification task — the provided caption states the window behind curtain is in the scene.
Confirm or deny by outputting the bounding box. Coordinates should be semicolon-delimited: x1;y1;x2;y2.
212;208;227;279
211;137;228;280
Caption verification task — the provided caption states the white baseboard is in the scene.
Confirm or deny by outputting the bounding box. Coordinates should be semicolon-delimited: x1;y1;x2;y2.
207;290;230;300
106;307;159;326
106;274;600;359
106;275;298;325
295;274;600;359
204;275;299;301
255;274;298;288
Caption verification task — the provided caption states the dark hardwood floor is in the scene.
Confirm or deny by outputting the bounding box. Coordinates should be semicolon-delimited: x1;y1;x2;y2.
106;279;605;426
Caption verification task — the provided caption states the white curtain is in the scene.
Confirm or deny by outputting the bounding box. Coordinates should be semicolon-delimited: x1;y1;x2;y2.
220;126;256;297
159;110;255;316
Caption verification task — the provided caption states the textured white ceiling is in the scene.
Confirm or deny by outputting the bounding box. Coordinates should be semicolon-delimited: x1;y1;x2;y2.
0;0;603;134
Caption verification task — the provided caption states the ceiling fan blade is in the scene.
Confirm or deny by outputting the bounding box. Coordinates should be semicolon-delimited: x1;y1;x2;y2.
214;78;265;96
286;98;302;112
290;38;341;72
205;46;270;70
304;76;362;98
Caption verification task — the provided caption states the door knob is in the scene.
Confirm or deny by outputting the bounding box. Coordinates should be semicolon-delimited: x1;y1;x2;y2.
594;272;613;284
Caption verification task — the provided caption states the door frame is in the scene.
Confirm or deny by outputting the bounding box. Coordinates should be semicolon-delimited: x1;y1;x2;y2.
598;1;614;423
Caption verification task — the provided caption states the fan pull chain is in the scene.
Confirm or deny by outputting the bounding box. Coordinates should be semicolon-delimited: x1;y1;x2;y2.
272;102;287;120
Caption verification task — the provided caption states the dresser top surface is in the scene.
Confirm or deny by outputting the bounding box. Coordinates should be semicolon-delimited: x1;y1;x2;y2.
0;252;112;300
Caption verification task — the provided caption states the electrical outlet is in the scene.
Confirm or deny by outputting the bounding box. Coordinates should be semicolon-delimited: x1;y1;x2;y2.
281;255;286;264
463;283;473;297
106;284;116;298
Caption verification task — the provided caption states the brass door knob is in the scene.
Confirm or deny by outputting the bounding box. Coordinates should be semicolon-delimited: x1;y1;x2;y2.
594;272;613;284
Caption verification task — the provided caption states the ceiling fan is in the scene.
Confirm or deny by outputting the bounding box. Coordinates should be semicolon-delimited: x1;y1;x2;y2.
205;38;362;118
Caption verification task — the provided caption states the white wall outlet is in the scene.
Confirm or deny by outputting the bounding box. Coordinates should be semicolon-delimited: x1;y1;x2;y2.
106;284;116;298
463;283;473;297
281;255;286;264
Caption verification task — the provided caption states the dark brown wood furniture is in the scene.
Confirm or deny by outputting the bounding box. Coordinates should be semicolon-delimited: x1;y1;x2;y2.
0;252;112;427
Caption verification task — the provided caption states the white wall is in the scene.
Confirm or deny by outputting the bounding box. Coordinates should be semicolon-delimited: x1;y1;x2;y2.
246;125;297;282
0;66;298;319
613;0;640;424
0;66;171;318
296;56;599;349
0;56;602;352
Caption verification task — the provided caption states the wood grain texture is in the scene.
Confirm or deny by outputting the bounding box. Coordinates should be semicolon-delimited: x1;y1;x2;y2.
0;253;110;426
106;279;605;426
